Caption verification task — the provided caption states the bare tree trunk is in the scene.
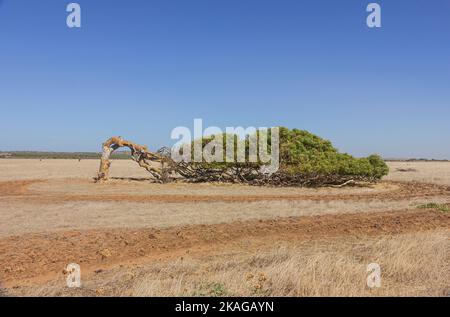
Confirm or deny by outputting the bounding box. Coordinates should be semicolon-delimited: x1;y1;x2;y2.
96;137;168;182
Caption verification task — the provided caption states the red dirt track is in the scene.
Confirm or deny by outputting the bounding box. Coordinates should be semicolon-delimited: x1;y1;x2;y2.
1;209;449;286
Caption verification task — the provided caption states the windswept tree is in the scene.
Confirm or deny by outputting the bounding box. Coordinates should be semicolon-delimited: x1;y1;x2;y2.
97;127;389;186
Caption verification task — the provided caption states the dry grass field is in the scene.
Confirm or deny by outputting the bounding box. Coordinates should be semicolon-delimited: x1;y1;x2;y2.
0;159;449;296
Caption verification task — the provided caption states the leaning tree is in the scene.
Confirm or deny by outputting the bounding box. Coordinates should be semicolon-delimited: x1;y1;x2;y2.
96;128;389;186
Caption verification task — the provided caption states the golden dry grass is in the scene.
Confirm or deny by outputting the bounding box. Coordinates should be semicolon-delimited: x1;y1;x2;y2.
128;231;450;297
12;231;449;297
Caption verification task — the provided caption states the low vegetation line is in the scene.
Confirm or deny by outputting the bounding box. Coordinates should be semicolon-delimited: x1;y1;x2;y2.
416;202;450;213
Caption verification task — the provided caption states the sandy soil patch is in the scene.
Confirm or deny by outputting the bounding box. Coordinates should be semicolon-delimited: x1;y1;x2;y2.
0;159;449;296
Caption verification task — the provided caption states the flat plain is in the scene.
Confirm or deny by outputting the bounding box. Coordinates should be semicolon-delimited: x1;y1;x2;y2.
0;159;449;296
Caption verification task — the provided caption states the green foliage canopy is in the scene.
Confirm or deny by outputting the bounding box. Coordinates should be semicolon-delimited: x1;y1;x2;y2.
187;127;389;185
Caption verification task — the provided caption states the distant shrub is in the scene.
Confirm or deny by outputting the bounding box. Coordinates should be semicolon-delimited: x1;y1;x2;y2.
417;202;449;213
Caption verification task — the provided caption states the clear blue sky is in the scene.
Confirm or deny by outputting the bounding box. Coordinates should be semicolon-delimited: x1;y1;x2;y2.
0;0;449;158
